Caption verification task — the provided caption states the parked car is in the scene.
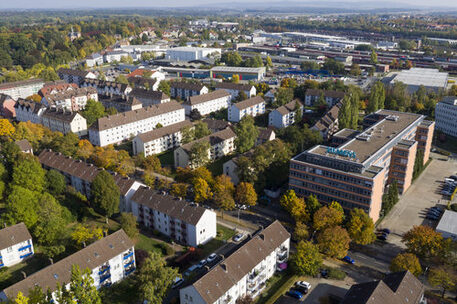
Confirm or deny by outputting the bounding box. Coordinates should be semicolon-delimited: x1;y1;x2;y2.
206;253;217;263
380;228;391;234
233;233;245;242
320;269;329;278
197;259;207;268
172;277;184;289
342;256;355;264
426;214;440;221
296;281;312;290
286;289;303;299
377;234;387;241
428;209;442;216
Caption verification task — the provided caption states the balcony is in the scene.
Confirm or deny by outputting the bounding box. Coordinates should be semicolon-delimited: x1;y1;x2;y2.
124;260;135;269
99;273;111;284
20;252;33;259
123;251;134;260
98;265;110;275
18;244;32;252
277;253;288;264
125;267;136;276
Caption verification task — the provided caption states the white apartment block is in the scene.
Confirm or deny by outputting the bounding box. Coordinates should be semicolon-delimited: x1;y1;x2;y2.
41;87;98;112
0;223;34;269
82;79;132;98
268;99;303;129
0;79;44;100
103;51;130;63
132;120;193;156
183;90;231;116
57;68;96;85
130;186;217;247
14;99;46;124
170;82;209;101
85;53;104;67
174;127;236;168
228;96;265;123
180;221;290;304
166;47;221;62
88;101;185;147
0;230;135;302
435;96;457;137
41;110;88;137
213;83;256;101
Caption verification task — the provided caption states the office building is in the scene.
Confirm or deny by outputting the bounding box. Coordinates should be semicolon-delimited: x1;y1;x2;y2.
210;66;266;81
166;47;221;62
435;96;457;138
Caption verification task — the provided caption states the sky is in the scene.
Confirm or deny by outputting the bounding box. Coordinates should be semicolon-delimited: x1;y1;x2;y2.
0;0;456;9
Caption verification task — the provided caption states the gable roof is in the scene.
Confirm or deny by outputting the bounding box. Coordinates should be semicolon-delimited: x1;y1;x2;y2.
0;79;44;90
186;90;230;106
201;119;231;132
312;101;342;132
137;120;193;143
213;82;254;91
43;87;97;105
0;93;14;104
258;127;275;141
57;68;90;78
233;96;264;110
127;77;157;89
130;88;170;101
39;82;78;96
2;230;133;299
180;127;236;153
170;81;206;91
14;98;44;114
15;139;33;152
82;78;130;93
0;223;32;251
275;99;302;116
41;109;82;123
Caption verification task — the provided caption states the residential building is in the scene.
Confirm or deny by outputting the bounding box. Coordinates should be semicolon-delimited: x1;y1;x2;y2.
100;95;143;112
435;96;457;138
0;223;34;269
202;119;232;133
103;50;130;63
341;271;426;304
388;68;448;93
57;68;96;85
310;101;342;140
170;82;208;100
41;87;98;111
0;230;135;302
256;128;275;146
436;210;457;241
213;82;256;100
38;149;144;212
166;47;221;62
15;139;33;154
210;66;266;81
290;110;434;222
0;94;16;118
132;120;193;156
81;79;132;98
269;99;303;129
14;99;46;124
304;89;345;106
228;96;265;123
223;150;254;185
41;109;88;137
85;53;104;67
127;69;165;82
0;79;44;100
174;127;236;168
130;186;217;246
127;76;159;91
179;221;290;304
38;81;78;97
88;101;185;146
183;90;231;116
130;88;171;106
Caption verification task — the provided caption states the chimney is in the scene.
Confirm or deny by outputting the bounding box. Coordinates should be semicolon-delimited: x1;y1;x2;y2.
204;265;210;272
259;233;265;240
103;230;108;237
220;263;227;272
21;271;27;279
49;258;54;265
219;254;224;261
83;241;86;248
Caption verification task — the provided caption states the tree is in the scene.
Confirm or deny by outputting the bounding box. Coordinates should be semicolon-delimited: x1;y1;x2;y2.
76;139;95;159
189;140;210;168
52;132;79;157
120;212;139;239
115;74;129;84
221;51;242;66
293;222;309;242
137;251;179;304
143;155;162;172
346;208;376;245
45;169;66;196
428;267;457;298
0;119;15;137
280;78;297;89
91;170;120;221
67;265;102;304
317;226;351;258
194;121;211;139
370;50;378;64
338;95;352;129
71;224;103;247
12;157;46;192
158;81;170;96
234;90;248;102
236;295;254;304
367;81;385;113
231;74;240;83
300;61;319;71
389;253;422;276
402;225;448;259
291;241;323;276
171;183;189;199
81;99;106;126
234;116;259;153
350;63;361;76
280;190;309;223
189;108;202;121
180;125;195;144
306;195;321;218
235;182;257;206
34;193;68;249
322;58;345;75
4;186;39;227
193;177;212;203
266;56;273;68
274;87;294;107
382;181;399;215
313;205;344;231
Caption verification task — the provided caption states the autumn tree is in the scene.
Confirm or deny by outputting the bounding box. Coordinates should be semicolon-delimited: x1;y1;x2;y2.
402;225;449;259
91;171;120;222
76;139;95;159
317;226;351;258
189;140;210;168
0;119;15;137
235;182;257;206
291;241;323;276
293;222;309;242
428;267;457;298
193;177;212;203
234;116;259;153
120;212;139;239
280;190;309;223
71;224;104;247
346;208;376;245
389;253;422;276
171;183;189;199
313;205;344;231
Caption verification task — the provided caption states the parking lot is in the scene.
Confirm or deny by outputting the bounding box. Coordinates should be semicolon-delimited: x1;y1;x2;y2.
380;154;457;248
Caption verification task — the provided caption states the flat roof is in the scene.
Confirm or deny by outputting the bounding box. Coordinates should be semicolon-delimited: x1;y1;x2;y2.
436;210;457;237
391;68;448;88
210;66;266;73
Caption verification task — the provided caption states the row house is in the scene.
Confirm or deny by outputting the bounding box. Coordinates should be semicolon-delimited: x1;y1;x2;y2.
0;223;34;269
14;99;46;124
57;68;96;85
41;109;88;137
42;87;98;112
132;120;193;156
38;150;144;212
0;79;44;100
99;95;143;113
268;99;303;129
310;101;342;140
179;221;290;304
228;96;265;123
130;187;217;247
174;127;236;168
170;82;209;101
130;88;171;106
213;82;256;101
88;101;185;147
0;94;16;118
0;230;135;303
304;89;345;106
81;78;132;98
183;89;231;116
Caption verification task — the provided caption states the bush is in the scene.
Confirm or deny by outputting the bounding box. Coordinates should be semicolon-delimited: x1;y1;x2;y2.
159;243;174;256
322;267;346;280
450;203;457;212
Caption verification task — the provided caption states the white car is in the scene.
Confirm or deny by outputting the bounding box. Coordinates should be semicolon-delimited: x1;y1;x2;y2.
198;259;207;268
172;277;184;289
206;253;217;263
233;233;245;242
296;281;312;290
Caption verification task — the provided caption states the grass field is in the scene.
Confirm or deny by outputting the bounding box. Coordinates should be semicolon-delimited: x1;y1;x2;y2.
199;224;237;257
157;150;175;167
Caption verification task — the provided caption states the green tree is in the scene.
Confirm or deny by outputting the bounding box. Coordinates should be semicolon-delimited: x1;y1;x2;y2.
338;95;352;129
266;56;273;68
91;171;120;222
306;194;321;219
274;87;294;107
234;116;259;153
313;205;344;231
221;51;243;66
346;208;376;245
158;81;170;96
170;183;189;199
52;132;80;157
115;74;129;84
12;157;46;192
180;125;195;144
293;222;309;242
235;182;257;206
389;253;422;276
382;181;399;215
322;58;345;75
189;140;211;168
67;265;102;304
120;212;139;239
280;190;309;223
367;81;386;113
350;63;361;76
194;122;211;139
291;241;323;276
317;226;351;258
45;169;66;196
137;251;179;304
300;61;319;71
370;50;378;64
4;186;39;227
81;99;106;126
428;267;457;298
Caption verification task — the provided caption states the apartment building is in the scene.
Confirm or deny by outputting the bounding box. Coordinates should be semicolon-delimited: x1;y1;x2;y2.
0;94;16;118
435;96;457;138
81;79;132;98
183;90;231;116
170;82;208;100
14;99;46;124
213;82;256;100
99;95;143;113
311;101;342;140
228;96;265;123
179;221;290;304
289;110;434;222
85;53;104;67
57;68;96;85
133;120;193;156
174;127;236;168
41;87;98;111
88;101;185;147
0;223;34;269
38;150;144;212
0;79;44;101
103;50;130;63
127;77;159;91
38;81;78;97
41;109;88;137
0;230;135;302
130;186;217;246
304;89;345;106
268;99;303;129
130;88;171;106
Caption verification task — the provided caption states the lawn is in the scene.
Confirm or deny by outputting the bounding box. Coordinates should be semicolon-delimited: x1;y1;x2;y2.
157;150;175;167
206;155;233;176
198;224;237;257
135;233;174;256
0;252;50;290
256;271;297;304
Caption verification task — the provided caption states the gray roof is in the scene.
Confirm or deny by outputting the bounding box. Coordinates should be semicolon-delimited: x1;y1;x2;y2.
137;120;193;143
233;96;265;110
213;82;254;91
0;223;32;251
436;210;457;237
82;78;130;93
131;186;207;226
186;90;230;106
2;230;133;299
210;66;265;74
391;68;448;89
41;109;82;123
57;68;90;78
15;139;33;152
275;99;302;116
44;87;97;105
170;81;206;91
305;89;345;99
130;88;169;101
201;119;231;132
14;99;44;114
180;127;236;153
0;78;44;90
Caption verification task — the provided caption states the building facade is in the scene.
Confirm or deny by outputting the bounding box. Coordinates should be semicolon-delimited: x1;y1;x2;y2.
41;110;88;137
228;96;265;123
41;87;98;112
268;99;303;129
14;99;46;124
166;47;221;62
0;94;16;118
311;101;342;140
183;90;231;116
57;68;96;85
213;83;256;100
130;88;170;106
210;66;266;81
170;82;209;100
304;89;345;106
435;96;457;138
0;79;44;100
0;223;34;269
81;79;132;98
